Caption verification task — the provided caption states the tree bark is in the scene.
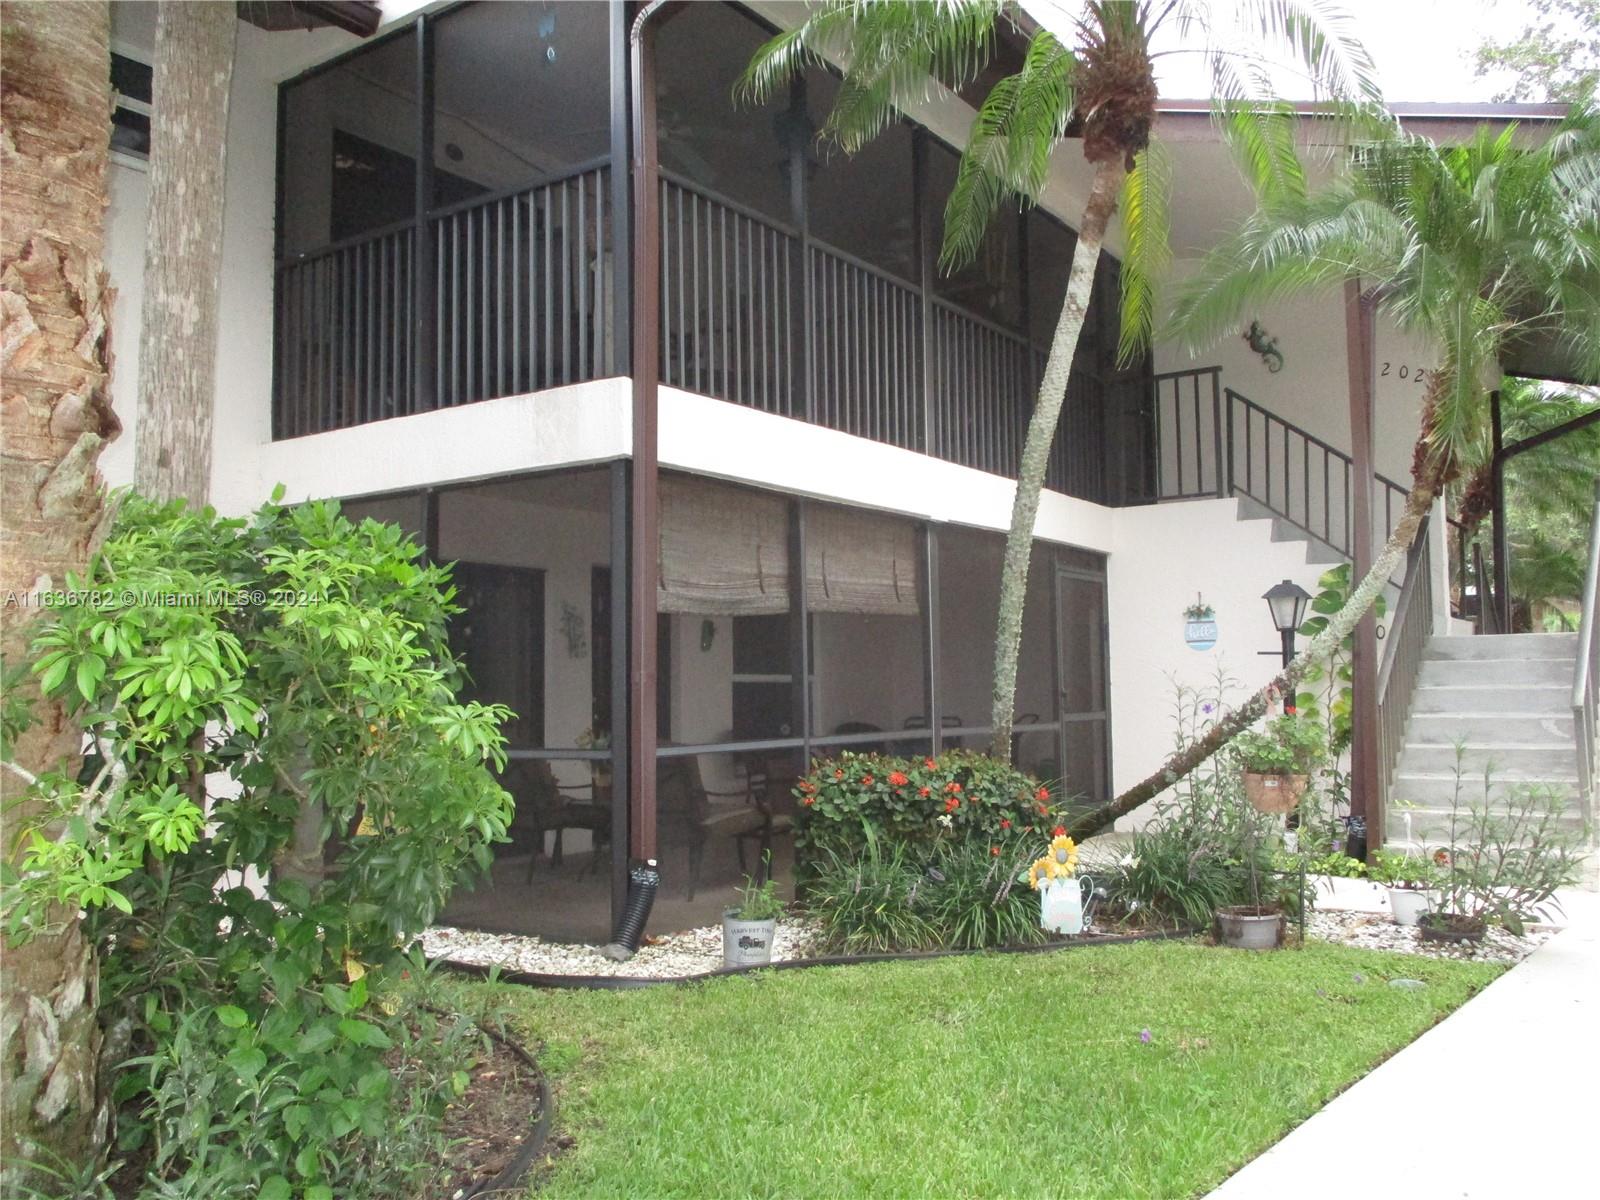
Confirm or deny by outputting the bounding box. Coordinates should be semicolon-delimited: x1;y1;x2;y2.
133;0;233;505
989;159;1124;761
0;0;117;1184
1069;473;1437;841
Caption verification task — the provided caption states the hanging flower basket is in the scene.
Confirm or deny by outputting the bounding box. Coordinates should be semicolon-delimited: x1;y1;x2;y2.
1242;771;1307;814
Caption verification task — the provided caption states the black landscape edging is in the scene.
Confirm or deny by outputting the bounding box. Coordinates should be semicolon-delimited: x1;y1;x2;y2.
433;925;1199;992
455;1021;554;1199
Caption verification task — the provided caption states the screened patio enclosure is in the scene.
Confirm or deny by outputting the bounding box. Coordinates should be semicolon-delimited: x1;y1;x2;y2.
341;468;1108;942
272;0;1154;505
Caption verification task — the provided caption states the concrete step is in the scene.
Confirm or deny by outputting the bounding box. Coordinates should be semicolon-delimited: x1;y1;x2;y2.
1417;656;1574;686
1400;743;1580;776
1410;683;1571;714
1404;712;1576;744
1424;632;1579;661
1391;770;1579;806
1385;804;1588;843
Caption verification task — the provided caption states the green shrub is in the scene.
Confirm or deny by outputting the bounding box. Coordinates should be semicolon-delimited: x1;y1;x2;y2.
804;836;939;953
804;832;1049;953
1112;829;1253;928
796;748;1060;857
3;494;512;1198
918;839;1047;950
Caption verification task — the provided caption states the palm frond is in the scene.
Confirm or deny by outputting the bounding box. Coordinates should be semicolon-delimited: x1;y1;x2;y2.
939;27;1077;271
1116;137;1173;364
1220;102;1306;212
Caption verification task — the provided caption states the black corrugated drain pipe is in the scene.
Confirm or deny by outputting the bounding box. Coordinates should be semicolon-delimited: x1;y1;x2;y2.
604;859;660;958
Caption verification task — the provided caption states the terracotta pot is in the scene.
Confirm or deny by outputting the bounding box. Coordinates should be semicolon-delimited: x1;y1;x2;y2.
1242;772;1307;814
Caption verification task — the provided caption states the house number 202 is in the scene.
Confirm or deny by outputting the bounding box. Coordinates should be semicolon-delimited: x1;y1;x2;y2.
1380;362;1429;385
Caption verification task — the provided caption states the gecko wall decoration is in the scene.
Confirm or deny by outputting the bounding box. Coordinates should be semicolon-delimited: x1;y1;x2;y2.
1243;320;1284;373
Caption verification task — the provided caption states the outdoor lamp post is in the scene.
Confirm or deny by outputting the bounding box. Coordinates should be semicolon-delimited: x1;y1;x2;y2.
1262;580;1312;668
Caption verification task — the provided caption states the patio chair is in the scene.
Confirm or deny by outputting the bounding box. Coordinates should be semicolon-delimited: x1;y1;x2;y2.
659;752;771;901
501;759;611;882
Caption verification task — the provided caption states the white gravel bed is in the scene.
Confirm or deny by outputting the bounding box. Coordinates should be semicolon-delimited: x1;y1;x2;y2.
1305;909;1552;965
420;918;828;979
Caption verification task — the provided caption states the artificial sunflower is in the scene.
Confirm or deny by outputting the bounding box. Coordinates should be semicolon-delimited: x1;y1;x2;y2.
1026;857;1059;890
1048;834;1079;875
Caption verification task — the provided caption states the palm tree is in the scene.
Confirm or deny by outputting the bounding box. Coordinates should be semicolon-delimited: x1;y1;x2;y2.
741;0;1381;762
135;0;235;504
1082;99;1600;836
0;0;116;1183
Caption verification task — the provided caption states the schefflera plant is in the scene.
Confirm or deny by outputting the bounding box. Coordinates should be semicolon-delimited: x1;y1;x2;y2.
2;492;513;1196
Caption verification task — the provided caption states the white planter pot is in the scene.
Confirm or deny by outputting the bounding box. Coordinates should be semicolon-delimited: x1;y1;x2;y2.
1387;887;1433;927
722;911;777;967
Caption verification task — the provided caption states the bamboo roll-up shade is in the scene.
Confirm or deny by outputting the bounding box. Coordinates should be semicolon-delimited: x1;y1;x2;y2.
805;503;920;615
657;476;790;614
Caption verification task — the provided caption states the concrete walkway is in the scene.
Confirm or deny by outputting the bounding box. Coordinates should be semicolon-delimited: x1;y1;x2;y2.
1209;888;1600;1199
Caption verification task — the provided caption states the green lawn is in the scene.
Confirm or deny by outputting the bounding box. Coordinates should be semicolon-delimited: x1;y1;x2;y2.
459;940;1502;1199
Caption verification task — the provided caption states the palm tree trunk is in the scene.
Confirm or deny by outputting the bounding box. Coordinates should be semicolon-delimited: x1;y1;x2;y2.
990;159;1124;761
1069;473;1436;840
0;1;115;1184
134;0;234;504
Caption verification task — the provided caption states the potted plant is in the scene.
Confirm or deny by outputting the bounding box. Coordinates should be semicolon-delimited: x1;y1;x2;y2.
1233;715;1325;814
723;861;784;968
1418;757;1586;945
1216;798;1286;950
1370;849;1438;927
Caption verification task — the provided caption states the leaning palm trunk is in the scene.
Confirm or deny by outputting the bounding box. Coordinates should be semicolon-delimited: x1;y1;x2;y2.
0;1;116;1183
990;160;1124;761
1069;467;1437;841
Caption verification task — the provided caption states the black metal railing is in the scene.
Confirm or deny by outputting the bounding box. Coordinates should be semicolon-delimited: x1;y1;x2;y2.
655;173;1125;505
274;223;417;438
274;161;613;438
1153;369;1465;573
434;164;613;409
659;175;797;418
815;245;924;452
1376;512;1434;821
1151;367;1224;500
930;301;1031;476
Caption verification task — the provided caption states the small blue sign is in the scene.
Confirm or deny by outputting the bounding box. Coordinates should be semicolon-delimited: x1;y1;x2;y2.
1184;619;1218;651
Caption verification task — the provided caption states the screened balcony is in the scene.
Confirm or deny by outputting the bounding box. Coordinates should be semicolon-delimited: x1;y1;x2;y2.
272;1;1155;507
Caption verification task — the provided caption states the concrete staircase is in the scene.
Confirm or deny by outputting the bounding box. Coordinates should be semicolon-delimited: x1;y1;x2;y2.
1386;632;1586;846
1232;497;1403;610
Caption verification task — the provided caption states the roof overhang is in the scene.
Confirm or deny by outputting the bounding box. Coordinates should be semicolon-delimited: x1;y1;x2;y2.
236;1;382;38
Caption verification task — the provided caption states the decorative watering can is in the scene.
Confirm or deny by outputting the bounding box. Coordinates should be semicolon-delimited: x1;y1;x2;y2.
1039;875;1096;935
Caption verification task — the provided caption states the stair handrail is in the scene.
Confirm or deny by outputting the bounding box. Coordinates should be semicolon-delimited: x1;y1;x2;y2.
1375;511;1434;823
1571;478;1600;812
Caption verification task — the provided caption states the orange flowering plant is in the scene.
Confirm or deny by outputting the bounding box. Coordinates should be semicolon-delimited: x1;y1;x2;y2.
794;748;1062;857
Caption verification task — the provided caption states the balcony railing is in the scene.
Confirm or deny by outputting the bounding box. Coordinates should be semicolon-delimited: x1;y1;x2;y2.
657;172;1131;505
274;163;1137;507
274;161;614;439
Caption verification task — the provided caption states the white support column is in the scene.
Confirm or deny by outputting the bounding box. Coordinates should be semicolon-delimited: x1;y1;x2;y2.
1430;497;1452;633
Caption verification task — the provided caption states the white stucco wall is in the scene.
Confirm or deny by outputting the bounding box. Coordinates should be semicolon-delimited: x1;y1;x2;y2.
1105;498;1333;828
1154;276;1436;489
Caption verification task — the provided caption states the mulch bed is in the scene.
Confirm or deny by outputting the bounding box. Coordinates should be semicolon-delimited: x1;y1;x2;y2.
430;1027;548;1200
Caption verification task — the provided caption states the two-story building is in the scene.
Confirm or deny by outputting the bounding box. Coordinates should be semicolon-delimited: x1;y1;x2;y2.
98;0;1585;942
